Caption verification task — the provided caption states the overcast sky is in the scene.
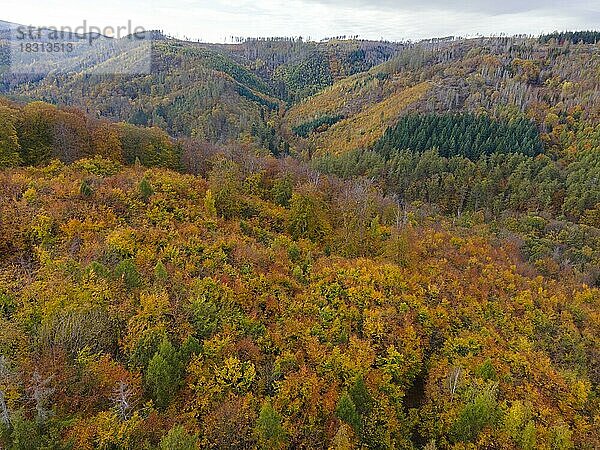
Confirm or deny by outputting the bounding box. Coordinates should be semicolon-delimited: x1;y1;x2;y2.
4;0;599;42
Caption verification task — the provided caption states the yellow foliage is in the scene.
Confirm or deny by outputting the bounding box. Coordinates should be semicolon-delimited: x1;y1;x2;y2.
329;423;356;450
311;82;431;155
285;71;378;125
94;411;144;449
214;356;256;393
105;228;137;257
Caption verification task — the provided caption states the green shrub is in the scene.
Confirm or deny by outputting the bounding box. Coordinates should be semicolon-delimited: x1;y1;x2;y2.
451;383;501;443
159;425;199;450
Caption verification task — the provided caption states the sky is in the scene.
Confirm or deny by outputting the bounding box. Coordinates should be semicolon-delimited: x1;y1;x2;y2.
3;0;599;43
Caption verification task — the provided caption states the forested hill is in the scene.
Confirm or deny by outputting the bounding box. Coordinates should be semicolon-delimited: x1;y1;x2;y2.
207;38;405;100
285;35;600;157
0;30;599;449
0;35;402;142
285;35;600;276
3;32;599;153
1;41;284;145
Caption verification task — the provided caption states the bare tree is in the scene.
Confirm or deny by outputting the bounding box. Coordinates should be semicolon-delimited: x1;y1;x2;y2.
392;194;408;230
0;391;9;427
28;372;55;424
112;381;136;421
0;356;10;426
447;367;461;401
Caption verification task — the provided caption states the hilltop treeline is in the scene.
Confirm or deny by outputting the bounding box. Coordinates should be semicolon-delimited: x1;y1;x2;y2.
539;31;600;45
0;100;180;169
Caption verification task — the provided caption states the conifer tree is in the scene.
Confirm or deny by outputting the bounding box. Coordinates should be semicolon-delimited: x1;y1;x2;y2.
146;338;183;409
336;393;361;434
0;106;21;169
255;402;287;450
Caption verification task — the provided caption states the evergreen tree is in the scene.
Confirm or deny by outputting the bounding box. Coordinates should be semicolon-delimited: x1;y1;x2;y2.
349;376;373;416
146;338;183;409
154;261;168;283
336;393;361;434
114;259;141;289
139;177;154;202
255;402;287;450
374;113;543;160
80;180;94;198
0;106;21;169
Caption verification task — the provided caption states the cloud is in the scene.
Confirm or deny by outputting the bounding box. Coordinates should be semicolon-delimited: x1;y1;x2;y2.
4;0;599;43
298;0;595;16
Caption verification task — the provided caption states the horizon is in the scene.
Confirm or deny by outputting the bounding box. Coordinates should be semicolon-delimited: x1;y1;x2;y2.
3;0;600;43
2;18;598;45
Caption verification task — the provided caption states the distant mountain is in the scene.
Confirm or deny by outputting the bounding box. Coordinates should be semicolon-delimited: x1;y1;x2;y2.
4;25;599;157
0;31;404;147
284;35;600;156
0;20;19;30
0;19;112;40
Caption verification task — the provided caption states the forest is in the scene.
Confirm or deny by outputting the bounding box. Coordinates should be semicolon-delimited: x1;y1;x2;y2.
0;140;598;450
0;29;599;450
373;114;544;159
538;31;600;45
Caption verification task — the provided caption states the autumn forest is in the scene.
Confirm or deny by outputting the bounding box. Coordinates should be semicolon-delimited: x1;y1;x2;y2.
0;24;598;450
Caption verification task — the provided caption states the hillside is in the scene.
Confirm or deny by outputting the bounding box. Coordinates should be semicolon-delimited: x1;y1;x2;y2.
183;38;404;102
285;36;600;157
1;41;283;146
0;153;598;449
0;35;403;147
0;28;599;450
304;82;431;155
